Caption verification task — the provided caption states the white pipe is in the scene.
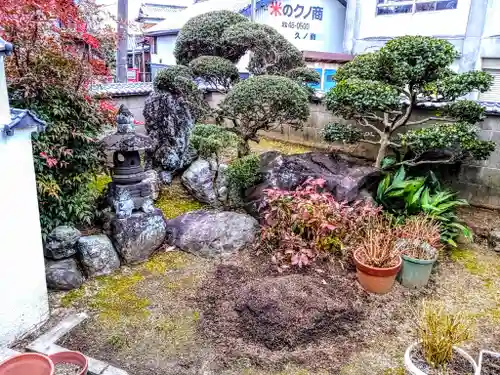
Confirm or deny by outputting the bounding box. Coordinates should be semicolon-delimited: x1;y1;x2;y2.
0;56;10;125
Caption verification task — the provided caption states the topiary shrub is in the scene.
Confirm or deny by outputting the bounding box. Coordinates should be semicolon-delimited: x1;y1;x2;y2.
174;10;250;65
189;56;239;92
220;75;310;155
226;154;261;192
173;10;311;156
324;35;495;168
190;123;239;160
153;65;193;92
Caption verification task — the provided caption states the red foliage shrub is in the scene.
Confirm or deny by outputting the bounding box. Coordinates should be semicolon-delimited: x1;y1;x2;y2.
260;178;381;270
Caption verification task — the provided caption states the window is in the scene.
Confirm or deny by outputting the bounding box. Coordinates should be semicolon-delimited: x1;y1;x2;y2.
376;0;457;15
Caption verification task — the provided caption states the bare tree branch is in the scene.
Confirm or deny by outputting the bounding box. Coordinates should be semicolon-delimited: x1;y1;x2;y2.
356;118;384;136
392;94;415;131
398;157;455;167
406;116;455;126
359;138;380;145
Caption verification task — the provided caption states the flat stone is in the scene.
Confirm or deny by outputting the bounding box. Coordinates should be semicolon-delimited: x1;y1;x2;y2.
44;226;81;260
165;210;258;258
77;235;120;277
45;258;84;291
110;209;167;264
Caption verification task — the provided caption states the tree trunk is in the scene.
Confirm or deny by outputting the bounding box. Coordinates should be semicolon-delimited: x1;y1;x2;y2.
375;134;390;168
237;139;251;158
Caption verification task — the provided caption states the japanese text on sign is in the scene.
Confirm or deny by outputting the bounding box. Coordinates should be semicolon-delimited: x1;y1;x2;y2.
270;2;324;21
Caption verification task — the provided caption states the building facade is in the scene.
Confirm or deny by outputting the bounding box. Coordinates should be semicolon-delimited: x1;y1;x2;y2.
345;0;500;100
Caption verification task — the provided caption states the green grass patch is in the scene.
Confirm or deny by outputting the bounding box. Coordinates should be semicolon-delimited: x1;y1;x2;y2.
155;183;204;219
60;287;85;307
90;272;150;323
449;248;488;276
250;137;313;155
141;251;191;275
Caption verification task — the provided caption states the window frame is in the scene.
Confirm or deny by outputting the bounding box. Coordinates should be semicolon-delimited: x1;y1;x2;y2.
376;0;458;15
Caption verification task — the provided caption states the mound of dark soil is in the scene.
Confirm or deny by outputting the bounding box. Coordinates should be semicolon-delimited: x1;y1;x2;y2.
235;274;363;350
197;263;367;372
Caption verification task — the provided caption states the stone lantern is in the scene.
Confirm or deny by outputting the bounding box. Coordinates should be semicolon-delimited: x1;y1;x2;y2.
102;105;156;218
101;105;166;264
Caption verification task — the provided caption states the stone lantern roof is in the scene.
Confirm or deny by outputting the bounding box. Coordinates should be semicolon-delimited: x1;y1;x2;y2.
101;105;156;152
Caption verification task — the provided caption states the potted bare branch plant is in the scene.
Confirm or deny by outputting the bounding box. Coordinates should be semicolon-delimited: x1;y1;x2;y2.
405;301;477;375
396;216;442;289
353;216;402;294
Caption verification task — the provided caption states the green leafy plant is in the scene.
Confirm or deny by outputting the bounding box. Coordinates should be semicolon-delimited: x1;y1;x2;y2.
322;122;364;144
323;35;495;167
226;154;261;192
3;0;115;235
190;124;239;160
189;56;240;92
417;301;473;370
377;167;471;246
260;178;381;270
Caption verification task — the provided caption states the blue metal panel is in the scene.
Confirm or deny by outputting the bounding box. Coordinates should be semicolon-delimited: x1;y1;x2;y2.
323;69;337;91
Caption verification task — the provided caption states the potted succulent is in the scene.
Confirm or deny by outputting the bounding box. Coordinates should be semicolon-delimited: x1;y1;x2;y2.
353;216;402;294
396;216;442;289
476;350;500;375
405;301;477;375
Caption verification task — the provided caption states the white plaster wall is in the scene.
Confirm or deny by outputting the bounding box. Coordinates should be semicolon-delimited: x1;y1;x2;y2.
358;0;471;40
0;129;49;346
152;35;177;65
483;0;500;37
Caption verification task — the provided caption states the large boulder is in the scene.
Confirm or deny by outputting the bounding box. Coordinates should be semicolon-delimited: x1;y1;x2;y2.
245;151;379;216
181;158;229;207
44;226;81;260
165;210;258;258
144;92;197;182
235;274;363;350
45;258;84;291
76;235;120;277
110;209;167;264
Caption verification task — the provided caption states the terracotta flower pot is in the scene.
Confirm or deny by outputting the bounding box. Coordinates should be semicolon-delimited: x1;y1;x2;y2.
49;351;88;375
353;250;402;294
0;353;54;375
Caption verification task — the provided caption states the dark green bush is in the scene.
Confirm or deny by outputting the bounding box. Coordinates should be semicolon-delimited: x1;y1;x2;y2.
322;123;363;144
220;75;309;155
174;10;249;65
190;124;239;159
226;153;261;191
153;65;194;93
189;56;239;91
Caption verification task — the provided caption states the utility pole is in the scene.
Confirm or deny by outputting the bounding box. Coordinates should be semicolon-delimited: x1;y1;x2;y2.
117;0;128;82
251;0;256;22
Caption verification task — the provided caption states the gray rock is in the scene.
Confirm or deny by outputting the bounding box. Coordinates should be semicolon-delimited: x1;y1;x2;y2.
143;169;160;200
144;92;197;177
111;209;167;264
44;226;81;260
245;151;379;216
158;171;173;185
77;235;120;277
45;258;84;290
165;210;259;258
181;158;229;206
488;230;500;252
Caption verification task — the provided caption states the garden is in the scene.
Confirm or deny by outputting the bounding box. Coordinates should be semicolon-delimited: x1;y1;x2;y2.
1;3;500;375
